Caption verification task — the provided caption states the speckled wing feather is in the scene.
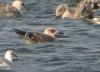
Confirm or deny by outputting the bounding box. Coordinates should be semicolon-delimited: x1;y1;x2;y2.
14;29;55;43
0;3;22;18
74;1;86;17
25;32;55;43
75;0;95;18
0;3;7;16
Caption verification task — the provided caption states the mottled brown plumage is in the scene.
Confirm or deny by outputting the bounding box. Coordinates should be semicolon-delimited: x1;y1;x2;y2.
0;0;24;18
25;32;55;43
55;1;89;19
13;27;63;44
0;3;22;18
75;0;100;11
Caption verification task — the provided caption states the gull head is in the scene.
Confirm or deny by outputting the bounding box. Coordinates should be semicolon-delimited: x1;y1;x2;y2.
55;4;68;19
5;49;17;63
12;0;24;12
44;27;64;38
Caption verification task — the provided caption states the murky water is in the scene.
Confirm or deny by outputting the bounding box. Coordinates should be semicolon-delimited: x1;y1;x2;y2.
0;0;100;72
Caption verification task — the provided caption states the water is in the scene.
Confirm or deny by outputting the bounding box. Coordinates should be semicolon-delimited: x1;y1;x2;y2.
0;0;100;72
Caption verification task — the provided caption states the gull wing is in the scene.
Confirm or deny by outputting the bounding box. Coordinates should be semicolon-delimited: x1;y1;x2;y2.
0;57;11;66
25;32;54;42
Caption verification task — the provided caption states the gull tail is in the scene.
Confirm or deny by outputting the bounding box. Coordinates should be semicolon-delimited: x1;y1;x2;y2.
13;28;26;36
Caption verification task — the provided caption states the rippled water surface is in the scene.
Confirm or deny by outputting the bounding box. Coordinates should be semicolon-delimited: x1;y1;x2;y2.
0;0;100;72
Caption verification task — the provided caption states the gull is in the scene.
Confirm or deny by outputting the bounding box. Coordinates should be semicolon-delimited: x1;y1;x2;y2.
0;0;24;18
55;1;88;19
0;49;17;67
13;27;64;44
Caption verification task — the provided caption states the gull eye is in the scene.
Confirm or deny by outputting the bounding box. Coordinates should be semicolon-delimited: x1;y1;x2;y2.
50;30;56;33
22;3;25;6
58;9;62;12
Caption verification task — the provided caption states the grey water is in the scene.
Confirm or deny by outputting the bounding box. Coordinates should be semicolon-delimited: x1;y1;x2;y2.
0;0;100;72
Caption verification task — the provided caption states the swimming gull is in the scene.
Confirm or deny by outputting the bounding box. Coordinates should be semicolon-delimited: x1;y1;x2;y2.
13;27;64;44
0;0;24;18
55;1;88;19
0;49;17;67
